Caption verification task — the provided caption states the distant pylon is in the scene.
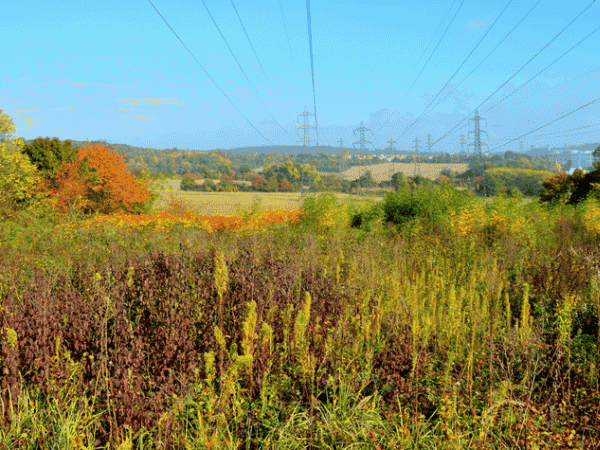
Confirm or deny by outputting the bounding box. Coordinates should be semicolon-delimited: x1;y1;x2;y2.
468;109;489;196
460;134;466;154
352;121;375;151
338;138;345;172
413;137;422;177
296;106;316;148
353;121;375;196
519;140;523;153
427;133;432;155
387;138;397;180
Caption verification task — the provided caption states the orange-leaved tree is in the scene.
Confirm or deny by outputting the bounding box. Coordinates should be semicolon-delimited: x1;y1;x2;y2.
44;161;93;215
35;141;154;217
76;142;152;214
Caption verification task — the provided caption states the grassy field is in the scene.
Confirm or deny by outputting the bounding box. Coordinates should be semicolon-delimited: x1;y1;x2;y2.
337;162;471;182
152;186;385;216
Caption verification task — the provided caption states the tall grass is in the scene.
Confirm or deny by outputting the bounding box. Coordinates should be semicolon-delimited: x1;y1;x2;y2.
0;184;599;448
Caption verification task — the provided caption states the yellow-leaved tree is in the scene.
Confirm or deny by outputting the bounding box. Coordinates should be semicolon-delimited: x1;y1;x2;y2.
0;110;41;220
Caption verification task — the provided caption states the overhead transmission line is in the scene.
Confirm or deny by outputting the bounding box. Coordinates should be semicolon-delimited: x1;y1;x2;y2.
201;0;292;138
278;0;294;59
146;0;274;144
306;0;319;146
490;95;600;152
229;0;269;84
422;0;543;117
482;23;600;115
229;0;297;127
492;66;600;130
429;0;596;152
501;124;600;143
413;0;458;70
375;0;467;135
395;0;513;141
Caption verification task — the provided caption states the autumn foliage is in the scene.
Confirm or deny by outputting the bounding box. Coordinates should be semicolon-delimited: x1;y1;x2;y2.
34;142;152;216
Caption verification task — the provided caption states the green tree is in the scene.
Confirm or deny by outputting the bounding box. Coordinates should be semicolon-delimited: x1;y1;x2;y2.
539;172;575;206
180;175;198;191
239;163;252;178
358;170;377;188
21;136;77;180
0;110;42;220
391;171;409;191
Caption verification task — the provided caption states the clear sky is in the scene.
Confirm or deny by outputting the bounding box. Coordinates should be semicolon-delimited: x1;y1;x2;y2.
2;0;599;154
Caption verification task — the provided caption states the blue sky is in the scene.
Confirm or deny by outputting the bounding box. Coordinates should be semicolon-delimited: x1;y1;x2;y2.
2;0;599;154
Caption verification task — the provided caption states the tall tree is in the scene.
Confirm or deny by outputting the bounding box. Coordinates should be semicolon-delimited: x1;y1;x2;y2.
0;110;41;220
76;142;152;214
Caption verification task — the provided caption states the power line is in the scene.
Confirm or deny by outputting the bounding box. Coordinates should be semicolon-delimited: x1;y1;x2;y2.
230;0;269;84
490;95;600;152
278;0;294;59
201;0;291;138
374;0;467;135
413;0;458;70
306;0;319;146
483;23;600;115
515;123;600;140
146;0;273;144
429;0;596;151
229;0;297;126
496;127;600;148
423;0;543;117
395;0;513;141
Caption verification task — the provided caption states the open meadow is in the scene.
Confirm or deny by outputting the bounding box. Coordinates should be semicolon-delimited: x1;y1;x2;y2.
1;180;600;449
152;188;385;216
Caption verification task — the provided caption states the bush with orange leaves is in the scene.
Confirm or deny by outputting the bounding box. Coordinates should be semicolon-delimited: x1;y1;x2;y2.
34;142;153;217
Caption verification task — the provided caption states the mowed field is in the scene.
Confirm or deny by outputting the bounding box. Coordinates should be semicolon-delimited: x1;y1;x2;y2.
153;189;385;216
335;162;470;182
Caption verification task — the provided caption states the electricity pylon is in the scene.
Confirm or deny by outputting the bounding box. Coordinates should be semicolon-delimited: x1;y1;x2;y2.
296;106;316;148
353;121;375;196
427;133;432;155
386;138;397;180
338;138;346;172
413;137;422;177
468;109;489;197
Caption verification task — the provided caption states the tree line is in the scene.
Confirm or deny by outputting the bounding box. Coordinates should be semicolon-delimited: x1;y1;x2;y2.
3;106;600;222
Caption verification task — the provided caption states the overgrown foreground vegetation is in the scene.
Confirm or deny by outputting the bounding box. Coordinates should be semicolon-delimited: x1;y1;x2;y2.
1;179;600;448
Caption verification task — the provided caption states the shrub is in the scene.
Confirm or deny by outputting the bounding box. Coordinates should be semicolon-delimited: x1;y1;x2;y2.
381;181;479;234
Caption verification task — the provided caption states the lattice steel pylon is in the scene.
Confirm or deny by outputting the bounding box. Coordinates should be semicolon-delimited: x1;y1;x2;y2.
468;109;489;196
460;133;466;153
386;138;397;180
427;133;432;155
337;138;346;172
352;121;375;151
353;121;375;196
296;106;316;148
413;137;422;177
